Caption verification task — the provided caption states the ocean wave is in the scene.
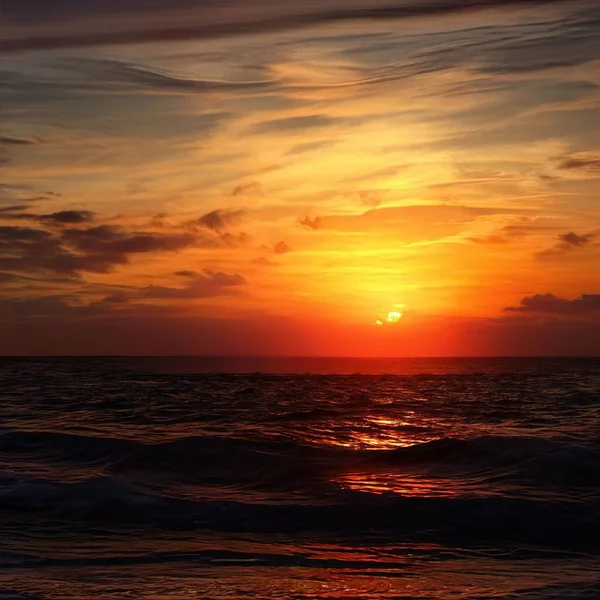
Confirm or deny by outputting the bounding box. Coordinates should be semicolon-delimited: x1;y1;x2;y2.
2;430;600;492
1;473;598;552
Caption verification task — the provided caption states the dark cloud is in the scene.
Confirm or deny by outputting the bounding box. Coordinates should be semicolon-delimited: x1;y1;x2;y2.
42;210;95;224
299;216;323;230
62;225;195;255
539;230;598;256
0;294;175;323
193;209;246;232
0;271;32;284
0;0;580;53
558;232;596;248
0;205;31;213
466;235;508;244
274;241;292;254
505;293;600;316
0;209;96;225
0;224;196;275
106;269;247;302
232;182;264;197
59;58;273;94
556;153;600;178
250;115;337;135
219;231;252;248
174;270;197;278
0;136;39;145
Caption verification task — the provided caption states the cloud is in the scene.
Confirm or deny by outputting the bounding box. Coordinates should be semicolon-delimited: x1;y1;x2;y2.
466;235;508;244
505;293;600;317
185;210;251;248
252;257;275;266
0;136;39;145
0;294;175;322
286;141;330;156
0;0;581;53
62;225;195;255
0;224;197;275
274;241;292;254
174;270;197;278
232;182;264;197
219;231;252;248
57;58;273;95
193;209;246;232
250;115;338;135
539;230;598;256
106;269;247;302
0;209;96;225
299;216;323;230
558;232;596;248
556;153;600;178
0;205;31;213
41;210;95;224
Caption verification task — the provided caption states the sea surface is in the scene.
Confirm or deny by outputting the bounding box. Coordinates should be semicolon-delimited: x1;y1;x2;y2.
1;357;599;599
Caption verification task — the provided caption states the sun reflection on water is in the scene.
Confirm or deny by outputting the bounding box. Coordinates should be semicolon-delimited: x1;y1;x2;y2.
338;472;460;497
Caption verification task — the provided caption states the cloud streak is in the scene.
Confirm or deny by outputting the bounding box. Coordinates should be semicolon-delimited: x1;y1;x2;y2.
0;0;582;53
106;269;247;302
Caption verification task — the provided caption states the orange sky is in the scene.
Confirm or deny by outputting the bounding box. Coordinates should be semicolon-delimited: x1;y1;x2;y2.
1;0;599;355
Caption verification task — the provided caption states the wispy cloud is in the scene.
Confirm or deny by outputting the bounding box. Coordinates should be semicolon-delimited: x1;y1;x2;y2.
1;0;586;53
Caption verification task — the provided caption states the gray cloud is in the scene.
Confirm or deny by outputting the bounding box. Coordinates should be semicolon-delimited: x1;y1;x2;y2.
0;205;31;213
0;136;39;145
174;270;197;278
539;230;598;257
0;209;96;225
106;269;246;302
193;209;246;232
556;153;600;178
505;293;600;316
58;58;274;94
232;182;264;198
558;232;596;248
62;225;195;255
0;0;581;53
0;224;196;276
250;115;338;135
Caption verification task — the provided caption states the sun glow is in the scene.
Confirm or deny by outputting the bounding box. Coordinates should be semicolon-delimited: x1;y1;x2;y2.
387;311;403;323
375;307;405;326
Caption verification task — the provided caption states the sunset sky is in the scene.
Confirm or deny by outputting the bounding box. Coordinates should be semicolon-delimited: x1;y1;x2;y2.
1;0;599;356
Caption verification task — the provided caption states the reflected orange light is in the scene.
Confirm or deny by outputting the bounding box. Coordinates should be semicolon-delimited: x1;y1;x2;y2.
338;472;460;497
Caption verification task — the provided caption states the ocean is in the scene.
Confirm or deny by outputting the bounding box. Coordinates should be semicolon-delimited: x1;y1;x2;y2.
1;357;599;599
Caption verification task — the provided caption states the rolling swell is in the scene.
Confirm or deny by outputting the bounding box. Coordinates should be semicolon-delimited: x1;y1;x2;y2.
3;430;600;490
1;472;599;551
1;429;599;553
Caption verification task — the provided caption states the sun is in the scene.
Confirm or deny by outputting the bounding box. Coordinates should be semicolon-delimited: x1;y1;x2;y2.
387;311;403;323
375;307;405;326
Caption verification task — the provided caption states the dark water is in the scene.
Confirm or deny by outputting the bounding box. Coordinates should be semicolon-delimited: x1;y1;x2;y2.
1;357;599;599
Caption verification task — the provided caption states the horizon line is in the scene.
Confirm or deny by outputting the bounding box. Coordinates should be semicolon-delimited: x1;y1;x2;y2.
1;355;599;359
